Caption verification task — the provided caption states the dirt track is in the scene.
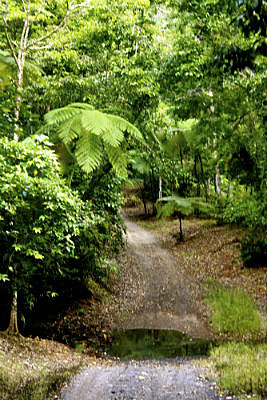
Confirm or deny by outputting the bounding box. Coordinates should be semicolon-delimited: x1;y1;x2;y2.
60;218;222;400
118;219;211;338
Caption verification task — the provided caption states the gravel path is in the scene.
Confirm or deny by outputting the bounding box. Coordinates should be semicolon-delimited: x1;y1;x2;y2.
60;218;222;400
61;359;220;400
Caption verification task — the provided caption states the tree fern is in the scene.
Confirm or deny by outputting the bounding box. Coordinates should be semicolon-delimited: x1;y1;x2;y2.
157;195;213;241
105;144;128;178
39;103;143;177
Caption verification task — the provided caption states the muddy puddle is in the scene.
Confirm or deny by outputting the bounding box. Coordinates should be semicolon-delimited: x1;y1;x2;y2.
107;329;214;359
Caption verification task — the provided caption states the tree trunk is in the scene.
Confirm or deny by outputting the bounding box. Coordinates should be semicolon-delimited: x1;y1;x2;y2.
199;154;208;201
178;213;184;242
213;133;221;198
159;176;162;200
14;55;25;140
215;161;221;198
5;290;19;335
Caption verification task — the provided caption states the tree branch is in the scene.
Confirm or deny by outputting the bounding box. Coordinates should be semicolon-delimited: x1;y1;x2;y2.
32;0;46;25
26;7;71;49
3;1;19;67
27;0;92;50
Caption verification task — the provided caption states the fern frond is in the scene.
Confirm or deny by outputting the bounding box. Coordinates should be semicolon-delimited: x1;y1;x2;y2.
41;102;143;178
68;103;95;110
160;195;194;216
131;156;150;175
158;195;213;218
188;197;213;214
105;144;127;178
102;126;124;147
75;133;102;173
107;115;143;140
157;201;178;219
58;114;82;143
81;110;109;135
44;106;82;125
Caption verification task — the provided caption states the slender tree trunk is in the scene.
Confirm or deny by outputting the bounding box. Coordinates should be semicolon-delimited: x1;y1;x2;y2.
159;176;162;200
5;290;19;335
105;51;109;84
178;213;183;242
199;154;208;201
213;133;221;198
14;53;25;140
215;161;221;198
180;149;183;168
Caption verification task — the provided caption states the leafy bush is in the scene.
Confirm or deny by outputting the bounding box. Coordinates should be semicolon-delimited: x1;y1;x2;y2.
241;230;267;267
0;136;114;327
70;165;125;258
205;285;263;337
217;192;264;227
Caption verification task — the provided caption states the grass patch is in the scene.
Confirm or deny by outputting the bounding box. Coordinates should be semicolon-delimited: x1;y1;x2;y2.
205;285;263;338
206;342;267;398
0;333;85;400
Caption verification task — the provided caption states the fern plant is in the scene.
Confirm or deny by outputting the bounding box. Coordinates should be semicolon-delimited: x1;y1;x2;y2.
39;103;143;178
157;195;213;241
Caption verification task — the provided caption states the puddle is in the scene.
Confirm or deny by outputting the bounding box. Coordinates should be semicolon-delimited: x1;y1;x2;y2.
108;329;213;359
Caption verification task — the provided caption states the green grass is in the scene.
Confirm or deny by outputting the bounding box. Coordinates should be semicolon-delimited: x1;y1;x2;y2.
205;285;263;337
206;342;267;398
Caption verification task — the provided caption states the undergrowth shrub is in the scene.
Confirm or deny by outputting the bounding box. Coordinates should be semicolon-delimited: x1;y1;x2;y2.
216;193;262;227
0;136;121;330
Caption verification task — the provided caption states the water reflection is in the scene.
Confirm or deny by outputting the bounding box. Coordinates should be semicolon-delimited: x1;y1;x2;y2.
109;329;212;359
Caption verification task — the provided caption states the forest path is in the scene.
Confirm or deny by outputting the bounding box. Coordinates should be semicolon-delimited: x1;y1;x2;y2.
118;218;210;337
61;217;221;400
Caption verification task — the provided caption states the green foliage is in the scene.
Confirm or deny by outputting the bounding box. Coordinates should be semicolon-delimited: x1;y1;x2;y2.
40;103;143;178
0;136;116;321
205;285;263;337
208;342;267;397
241;230;267;268
157;195;212;218
217;192;263;227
